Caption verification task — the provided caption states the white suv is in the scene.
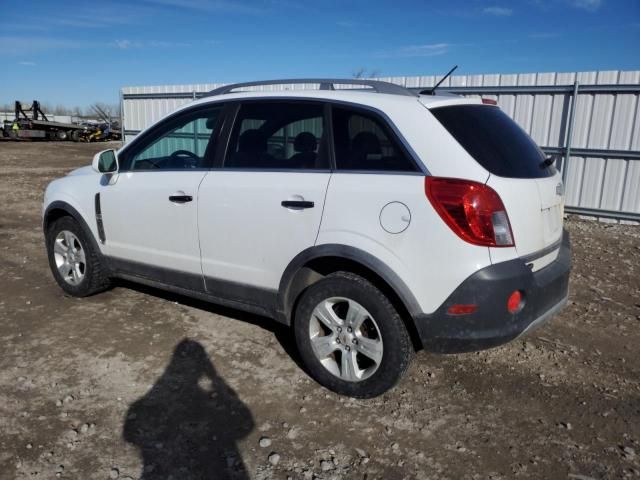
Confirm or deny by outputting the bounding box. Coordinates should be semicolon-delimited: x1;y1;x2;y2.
43;79;571;398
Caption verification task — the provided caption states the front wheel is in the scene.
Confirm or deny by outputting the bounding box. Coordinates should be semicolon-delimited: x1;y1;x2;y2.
294;272;413;398
46;216;111;297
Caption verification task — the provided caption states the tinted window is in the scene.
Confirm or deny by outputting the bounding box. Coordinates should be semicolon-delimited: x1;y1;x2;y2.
123;107;222;171
431;105;555;178
225;102;327;170
332;107;417;172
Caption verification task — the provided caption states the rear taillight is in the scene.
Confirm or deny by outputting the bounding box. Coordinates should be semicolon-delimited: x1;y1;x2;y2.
425;177;514;247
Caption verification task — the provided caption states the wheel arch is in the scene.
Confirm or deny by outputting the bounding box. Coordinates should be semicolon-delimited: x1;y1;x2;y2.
43;201;103;259
278;244;423;349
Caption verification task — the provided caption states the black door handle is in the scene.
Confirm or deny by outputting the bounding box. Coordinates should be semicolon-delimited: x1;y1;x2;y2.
281;200;314;209
169;195;193;203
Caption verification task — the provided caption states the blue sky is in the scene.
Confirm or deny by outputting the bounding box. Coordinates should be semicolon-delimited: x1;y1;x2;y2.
0;0;638;108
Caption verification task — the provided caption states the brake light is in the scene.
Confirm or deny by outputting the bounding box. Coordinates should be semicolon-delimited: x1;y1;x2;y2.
425;177;514;247
481;98;498;105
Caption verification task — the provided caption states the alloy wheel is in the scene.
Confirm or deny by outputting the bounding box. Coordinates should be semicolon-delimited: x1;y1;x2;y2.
308;297;383;382
53;230;86;286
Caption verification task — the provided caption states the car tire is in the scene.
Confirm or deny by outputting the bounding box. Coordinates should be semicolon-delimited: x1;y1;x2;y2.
46;216;111;297
294;271;413;398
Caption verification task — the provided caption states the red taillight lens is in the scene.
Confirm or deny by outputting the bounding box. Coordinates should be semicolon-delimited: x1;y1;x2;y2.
481;98;498;105
447;304;478;315
507;290;523;313
425;177;514;247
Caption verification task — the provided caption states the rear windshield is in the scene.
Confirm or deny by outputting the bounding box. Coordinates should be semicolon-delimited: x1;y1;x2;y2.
431;105;555;178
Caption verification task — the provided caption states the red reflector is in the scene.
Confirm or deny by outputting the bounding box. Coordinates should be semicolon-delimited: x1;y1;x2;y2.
482;98;498;105
447;304;478;315
507;290;522;313
425;177;515;247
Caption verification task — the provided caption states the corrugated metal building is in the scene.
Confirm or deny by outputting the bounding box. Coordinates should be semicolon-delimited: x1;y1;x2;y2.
121;70;640;222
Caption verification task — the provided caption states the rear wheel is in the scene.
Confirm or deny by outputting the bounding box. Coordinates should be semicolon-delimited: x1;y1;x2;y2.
55;130;68;141
71;130;80;142
294;272;413;398
46;216;111;296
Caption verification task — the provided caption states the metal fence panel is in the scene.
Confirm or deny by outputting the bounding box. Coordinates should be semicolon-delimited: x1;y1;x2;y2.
122;70;640;222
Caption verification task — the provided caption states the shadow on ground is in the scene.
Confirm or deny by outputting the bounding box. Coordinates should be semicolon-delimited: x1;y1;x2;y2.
123;339;254;479
118;280;304;368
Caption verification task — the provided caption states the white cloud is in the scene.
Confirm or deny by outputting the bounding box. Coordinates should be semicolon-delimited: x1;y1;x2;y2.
396;43;450;57
49;11;137;29
0;36;89;55
0;36;192;55
572;0;602;11
18;60;36;66
112;39;192;49
1;6;150;32
114;39;136;49
483;6;513;16
142;0;263;14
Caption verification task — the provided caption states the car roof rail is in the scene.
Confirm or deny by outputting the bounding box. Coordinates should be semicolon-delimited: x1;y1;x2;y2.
204;78;418;97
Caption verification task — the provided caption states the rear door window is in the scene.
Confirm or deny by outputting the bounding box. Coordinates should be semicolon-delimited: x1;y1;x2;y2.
224;102;328;170
430;104;554;178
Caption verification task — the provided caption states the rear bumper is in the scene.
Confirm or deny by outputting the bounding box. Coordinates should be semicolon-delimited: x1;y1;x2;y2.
414;229;571;353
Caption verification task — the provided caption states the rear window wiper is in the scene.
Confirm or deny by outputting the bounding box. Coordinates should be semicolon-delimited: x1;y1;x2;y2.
540;156;556;169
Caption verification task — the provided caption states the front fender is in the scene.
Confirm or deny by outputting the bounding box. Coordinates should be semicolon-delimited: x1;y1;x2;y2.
43;199;103;259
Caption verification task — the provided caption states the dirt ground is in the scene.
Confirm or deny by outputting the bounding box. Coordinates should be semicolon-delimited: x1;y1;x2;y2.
0;140;639;480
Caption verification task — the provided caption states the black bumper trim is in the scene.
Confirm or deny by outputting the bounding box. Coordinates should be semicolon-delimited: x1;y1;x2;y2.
414;229;571;353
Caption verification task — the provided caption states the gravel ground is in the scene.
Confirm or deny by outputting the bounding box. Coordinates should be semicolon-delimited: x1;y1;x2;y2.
0;140;639;480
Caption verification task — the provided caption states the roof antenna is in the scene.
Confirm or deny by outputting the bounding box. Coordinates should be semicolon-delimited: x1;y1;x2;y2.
421;65;458;95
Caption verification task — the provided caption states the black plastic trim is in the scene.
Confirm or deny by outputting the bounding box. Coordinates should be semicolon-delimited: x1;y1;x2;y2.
278;244;422;324
212;102;238;169
94;193;106;243
168;195;193;203
116;272;274;319
107;257;279;321
43;201;107;265
414;229;571;353
204;276;278;318
281;200;314;209
108;257;205;292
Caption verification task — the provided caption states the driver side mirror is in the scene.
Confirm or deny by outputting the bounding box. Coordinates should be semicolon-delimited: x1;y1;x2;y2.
92;149;119;173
